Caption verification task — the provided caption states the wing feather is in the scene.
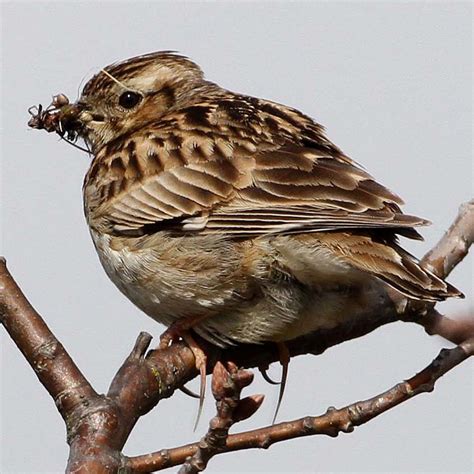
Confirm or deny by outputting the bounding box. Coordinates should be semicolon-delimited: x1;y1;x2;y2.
81;94;460;301
84;101;424;241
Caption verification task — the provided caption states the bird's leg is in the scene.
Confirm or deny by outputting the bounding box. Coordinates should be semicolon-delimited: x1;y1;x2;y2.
158;313;209;349
272;341;290;424
159;315;209;430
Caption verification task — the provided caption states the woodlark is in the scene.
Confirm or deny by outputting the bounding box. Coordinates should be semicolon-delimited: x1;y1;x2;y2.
29;51;462;419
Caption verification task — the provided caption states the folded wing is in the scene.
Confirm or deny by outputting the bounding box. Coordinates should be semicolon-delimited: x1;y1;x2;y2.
82;104;461;301
85;133;427;239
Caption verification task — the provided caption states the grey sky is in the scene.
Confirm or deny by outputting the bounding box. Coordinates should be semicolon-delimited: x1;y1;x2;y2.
1;1;472;473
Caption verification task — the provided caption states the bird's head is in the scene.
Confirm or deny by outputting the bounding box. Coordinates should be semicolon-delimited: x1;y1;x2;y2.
29;51;207;154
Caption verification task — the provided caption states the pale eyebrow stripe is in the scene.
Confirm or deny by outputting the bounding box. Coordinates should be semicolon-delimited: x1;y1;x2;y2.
100;69;140;94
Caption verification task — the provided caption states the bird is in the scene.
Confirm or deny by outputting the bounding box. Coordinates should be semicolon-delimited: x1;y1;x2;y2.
28;51;462;423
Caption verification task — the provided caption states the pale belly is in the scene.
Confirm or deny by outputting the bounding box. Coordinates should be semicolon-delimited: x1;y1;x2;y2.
90;229;381;347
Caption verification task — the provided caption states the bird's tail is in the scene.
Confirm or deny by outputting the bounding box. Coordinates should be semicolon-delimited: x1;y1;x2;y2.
321;233;463;301
373;242;462;301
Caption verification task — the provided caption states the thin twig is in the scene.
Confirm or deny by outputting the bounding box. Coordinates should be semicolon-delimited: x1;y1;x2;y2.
0;258;98;424
178;362;263;474
421;199;474;278
405;199;474;338
414;308;474;345
126;337;474;472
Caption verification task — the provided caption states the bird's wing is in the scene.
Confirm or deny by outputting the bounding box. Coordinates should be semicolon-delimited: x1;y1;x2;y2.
83;99;462;302
84;123;426;239
199;144;428;237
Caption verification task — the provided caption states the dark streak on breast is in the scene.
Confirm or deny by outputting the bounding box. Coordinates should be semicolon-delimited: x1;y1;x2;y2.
87;161;100;181
110;156;125;172
123;141;142;178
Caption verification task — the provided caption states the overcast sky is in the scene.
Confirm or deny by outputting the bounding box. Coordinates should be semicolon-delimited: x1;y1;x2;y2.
1;1;472;473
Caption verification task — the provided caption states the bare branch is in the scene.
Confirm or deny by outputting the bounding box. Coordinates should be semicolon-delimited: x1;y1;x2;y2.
1;199;472;472
178;362;263;474
421;199;474;278
126;337;474;472
415;308;474;344
403;200;474;341
0;258;98;422
126;200;473;471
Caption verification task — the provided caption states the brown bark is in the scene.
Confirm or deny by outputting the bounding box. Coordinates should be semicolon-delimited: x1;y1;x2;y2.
177;362;264;474
127;336;474;472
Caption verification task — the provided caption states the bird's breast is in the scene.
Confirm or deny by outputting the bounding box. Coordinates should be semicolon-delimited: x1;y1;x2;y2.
88;229;261;329
88;229;387;347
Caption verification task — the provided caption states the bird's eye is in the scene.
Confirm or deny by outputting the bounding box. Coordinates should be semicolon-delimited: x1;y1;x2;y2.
118;91;142;109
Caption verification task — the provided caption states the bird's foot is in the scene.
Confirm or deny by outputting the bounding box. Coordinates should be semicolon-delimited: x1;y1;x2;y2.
159;321;208;430
158;325;181;349
259;365;281;385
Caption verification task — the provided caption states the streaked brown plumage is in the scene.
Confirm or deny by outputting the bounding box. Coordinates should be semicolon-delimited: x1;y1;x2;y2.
30;51;461;349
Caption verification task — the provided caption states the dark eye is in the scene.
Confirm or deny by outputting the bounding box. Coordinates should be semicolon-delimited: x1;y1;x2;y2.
118;91;142;109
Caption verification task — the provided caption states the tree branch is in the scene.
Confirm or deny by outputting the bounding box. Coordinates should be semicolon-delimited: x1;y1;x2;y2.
178;362;263;474
403;199;474;340
421;199;474;278
126;336;474;472
1;200;472;472
418;308;474;345
0;257;98;425
125;199;473;471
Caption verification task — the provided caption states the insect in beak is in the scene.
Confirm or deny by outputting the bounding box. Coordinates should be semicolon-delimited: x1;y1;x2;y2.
28;94;92;154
